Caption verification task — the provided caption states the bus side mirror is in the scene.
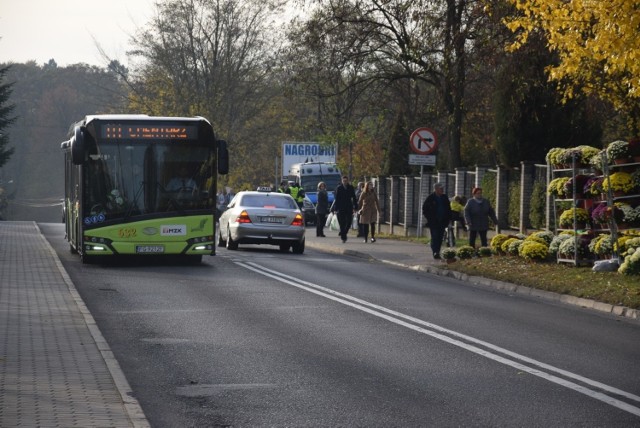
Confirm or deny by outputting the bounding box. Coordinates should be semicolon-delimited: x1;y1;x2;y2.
71;126;85;165
217;139;229;175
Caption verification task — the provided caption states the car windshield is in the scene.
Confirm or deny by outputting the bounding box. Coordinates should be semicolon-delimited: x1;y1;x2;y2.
241;194;297;209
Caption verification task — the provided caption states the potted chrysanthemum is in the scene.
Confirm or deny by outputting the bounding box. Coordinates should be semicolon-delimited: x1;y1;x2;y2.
546;147;566;168
547;177;570;198
441;247;458;263
456;245;476;260
606;140;630;164
559;207;590;229
619;248;640;276
519;240;549;262
602;172;634;196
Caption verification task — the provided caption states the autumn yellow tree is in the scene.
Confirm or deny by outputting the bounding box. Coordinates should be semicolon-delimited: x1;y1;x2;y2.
505;0;640;132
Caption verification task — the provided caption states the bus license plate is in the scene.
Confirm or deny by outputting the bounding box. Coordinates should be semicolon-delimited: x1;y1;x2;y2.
260;216;283;224
136;245;165;254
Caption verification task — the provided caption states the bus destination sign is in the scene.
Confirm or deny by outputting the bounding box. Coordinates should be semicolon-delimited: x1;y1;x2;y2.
101;124;197;140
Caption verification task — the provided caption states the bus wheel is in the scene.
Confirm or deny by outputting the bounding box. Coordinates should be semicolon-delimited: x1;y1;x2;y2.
226;228;238;250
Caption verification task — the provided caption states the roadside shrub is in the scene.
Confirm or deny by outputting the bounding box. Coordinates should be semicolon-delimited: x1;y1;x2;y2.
478;247;493;257
519;241;549;262
549;234;572;257
457;245;476;259
501;237;520;254
441;247;457;261
529;181;547;230
508;179;521;228
619;248;640;276
507;239;524;256
528;231;554;246
490;234;510;254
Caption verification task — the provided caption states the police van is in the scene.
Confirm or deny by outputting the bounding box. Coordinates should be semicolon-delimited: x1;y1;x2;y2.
288;162;341;224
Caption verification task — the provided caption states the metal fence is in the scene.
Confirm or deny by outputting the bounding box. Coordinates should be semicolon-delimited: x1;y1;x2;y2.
369;162;549;237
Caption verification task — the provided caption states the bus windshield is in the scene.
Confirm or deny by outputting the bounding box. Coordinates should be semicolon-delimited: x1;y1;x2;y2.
84;140;214;223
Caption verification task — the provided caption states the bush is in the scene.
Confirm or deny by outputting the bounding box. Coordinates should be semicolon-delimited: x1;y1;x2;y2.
619;248;640;276
507;239;524;256
477;247;493;257
501;237;520;254
529;181;547;230
559;207;590;228
457;245;476;259
519;241;549;262
508;179;521;228
441;247;457;260
528;231;554;245
549;234;572;256
490;234;510;254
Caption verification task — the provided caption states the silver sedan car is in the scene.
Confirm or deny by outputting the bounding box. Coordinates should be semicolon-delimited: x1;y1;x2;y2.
218;190;306;253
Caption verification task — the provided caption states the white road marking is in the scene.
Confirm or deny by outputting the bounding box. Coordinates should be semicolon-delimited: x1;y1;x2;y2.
237;261;640;418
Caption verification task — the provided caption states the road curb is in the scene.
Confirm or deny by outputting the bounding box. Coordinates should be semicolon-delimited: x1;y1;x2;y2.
306;240;639;323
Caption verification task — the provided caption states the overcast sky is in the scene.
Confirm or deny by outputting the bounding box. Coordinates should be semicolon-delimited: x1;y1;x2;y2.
0;0;154;67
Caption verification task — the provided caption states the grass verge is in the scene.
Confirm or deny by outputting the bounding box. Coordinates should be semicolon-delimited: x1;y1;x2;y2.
377;232;640;310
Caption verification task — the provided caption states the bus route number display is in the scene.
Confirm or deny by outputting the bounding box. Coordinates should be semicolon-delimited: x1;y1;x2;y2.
101;124;197;140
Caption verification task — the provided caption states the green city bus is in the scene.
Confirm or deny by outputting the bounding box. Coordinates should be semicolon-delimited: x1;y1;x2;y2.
61;114;229;264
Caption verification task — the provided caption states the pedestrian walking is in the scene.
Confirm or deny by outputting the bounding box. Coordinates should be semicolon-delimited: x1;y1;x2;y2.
355;181;365;237
332;175;358;243
463;187;499;248
315;181;329;237
357;181;380;243
422;182;452;259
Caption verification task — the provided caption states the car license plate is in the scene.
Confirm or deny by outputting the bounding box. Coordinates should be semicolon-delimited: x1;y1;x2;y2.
259;216;283;224
136;245;165;253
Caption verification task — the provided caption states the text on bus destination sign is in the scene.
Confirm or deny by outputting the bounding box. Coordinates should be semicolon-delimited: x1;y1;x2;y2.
101;124;198;140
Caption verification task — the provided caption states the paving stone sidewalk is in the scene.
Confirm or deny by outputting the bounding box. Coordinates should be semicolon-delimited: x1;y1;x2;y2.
0;221;148;427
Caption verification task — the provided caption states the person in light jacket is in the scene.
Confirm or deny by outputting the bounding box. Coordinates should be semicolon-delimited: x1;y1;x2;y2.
463;187;499;248
357;181;380;243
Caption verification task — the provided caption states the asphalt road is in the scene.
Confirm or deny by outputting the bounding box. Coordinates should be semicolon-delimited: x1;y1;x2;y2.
41;223;640;427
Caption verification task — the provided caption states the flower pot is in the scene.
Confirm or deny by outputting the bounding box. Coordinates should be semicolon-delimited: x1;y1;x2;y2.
613;190;626;198
614;158;629;165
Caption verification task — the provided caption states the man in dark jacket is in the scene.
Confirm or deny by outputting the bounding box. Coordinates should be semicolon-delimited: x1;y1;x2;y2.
422;182;452;259
332;175;358;243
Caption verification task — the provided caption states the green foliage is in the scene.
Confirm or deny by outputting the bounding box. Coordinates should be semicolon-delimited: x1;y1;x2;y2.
507;179;521;227
619;248;640;276
478;246;493;257
480;172;497;209
558;207;590;227
457;245;476;259
441;248;458;260
501;237;520;254
490;233;510;254
528;231;554;245
0;65;16;169
519;240;549;261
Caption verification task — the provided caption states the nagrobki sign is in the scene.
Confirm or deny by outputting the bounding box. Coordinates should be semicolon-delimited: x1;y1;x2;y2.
281;142;337;177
